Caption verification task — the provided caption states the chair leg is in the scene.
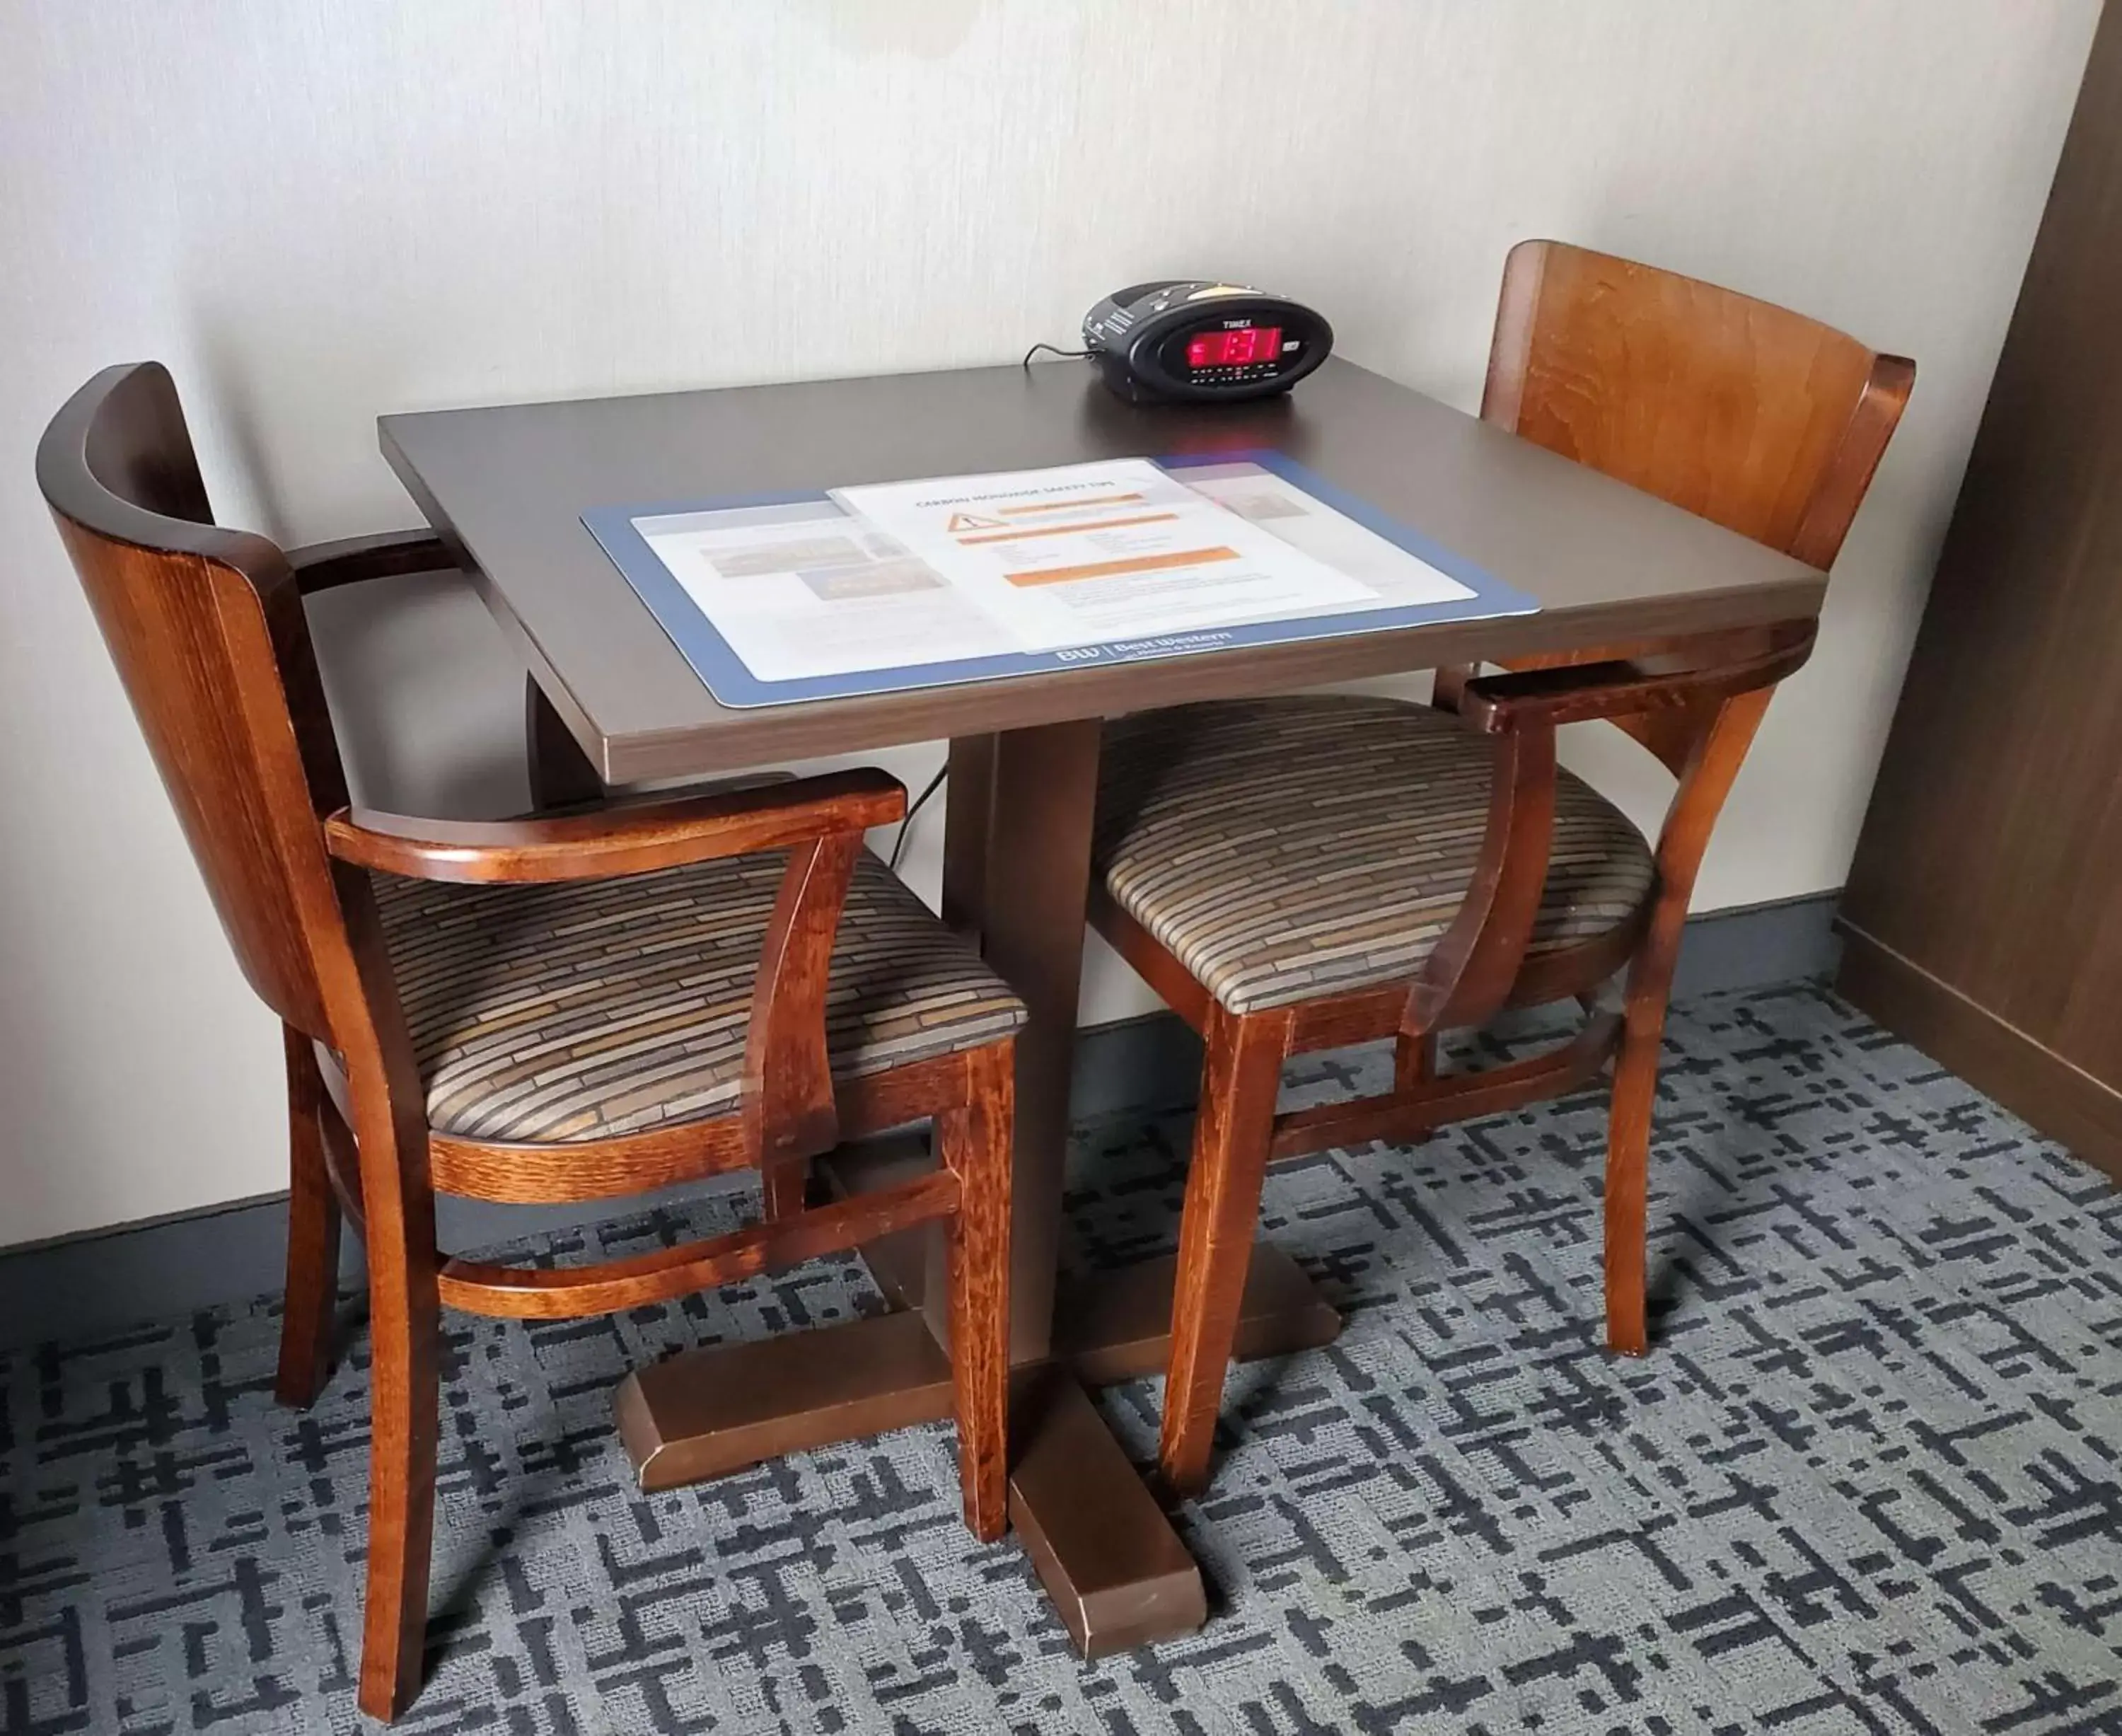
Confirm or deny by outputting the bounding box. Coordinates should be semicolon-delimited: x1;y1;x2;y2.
276;1024;341;1408
938;1043;1014;1542
1393;1029;1437;1092
1604;685;1775;1355
1159;1005;1292;1499
347;1092;442;1725
1606;966;1676;1358
358;1255;440;1723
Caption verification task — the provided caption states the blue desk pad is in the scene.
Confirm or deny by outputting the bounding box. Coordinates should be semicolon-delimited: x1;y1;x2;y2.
582;451;1538;709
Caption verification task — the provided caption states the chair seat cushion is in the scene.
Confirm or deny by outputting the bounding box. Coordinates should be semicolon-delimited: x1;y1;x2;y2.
371;852;1025;1145
1094;697;1656;1015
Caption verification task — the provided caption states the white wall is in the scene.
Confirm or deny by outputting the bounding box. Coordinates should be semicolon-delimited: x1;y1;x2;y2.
0;0;2099;1247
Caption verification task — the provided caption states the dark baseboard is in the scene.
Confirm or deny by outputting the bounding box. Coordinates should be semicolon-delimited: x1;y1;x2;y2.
0;893;1837;1351
1836;921;2122;1184
1669;890;1842;1001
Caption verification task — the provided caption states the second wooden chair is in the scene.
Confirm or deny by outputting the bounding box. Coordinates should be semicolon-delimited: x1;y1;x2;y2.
40;362;1025;1721
1089;241;1915;1495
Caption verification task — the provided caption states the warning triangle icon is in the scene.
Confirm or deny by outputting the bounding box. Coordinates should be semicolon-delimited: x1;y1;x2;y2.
946;512;1008;532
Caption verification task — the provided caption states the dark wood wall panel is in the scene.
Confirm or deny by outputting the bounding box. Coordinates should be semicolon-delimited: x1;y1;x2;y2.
1838;2;2122;1176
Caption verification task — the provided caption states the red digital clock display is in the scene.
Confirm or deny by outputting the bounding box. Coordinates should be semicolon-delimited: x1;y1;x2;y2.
1187;325;1284;369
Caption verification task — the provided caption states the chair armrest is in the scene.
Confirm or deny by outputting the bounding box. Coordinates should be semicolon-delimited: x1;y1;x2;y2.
1456;623;1816;734
324;768;905;884
287;528;455;594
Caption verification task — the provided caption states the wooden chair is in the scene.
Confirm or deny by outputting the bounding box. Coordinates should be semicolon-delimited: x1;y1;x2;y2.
1090;242;1915;1496
38;363;1023;1721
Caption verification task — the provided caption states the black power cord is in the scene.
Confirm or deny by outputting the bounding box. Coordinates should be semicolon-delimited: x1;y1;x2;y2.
888;763;949;872
1021;341;1091;367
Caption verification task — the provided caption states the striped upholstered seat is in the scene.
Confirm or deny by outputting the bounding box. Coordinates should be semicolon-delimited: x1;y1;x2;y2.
371;852;1025;1144
1094;697;1656;1015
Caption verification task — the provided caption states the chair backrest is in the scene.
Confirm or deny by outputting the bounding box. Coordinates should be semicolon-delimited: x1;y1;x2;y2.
38;363;354;1041
1482;241;1915;569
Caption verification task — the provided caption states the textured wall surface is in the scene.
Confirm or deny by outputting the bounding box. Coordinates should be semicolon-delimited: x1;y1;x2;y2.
0;0;2100;1242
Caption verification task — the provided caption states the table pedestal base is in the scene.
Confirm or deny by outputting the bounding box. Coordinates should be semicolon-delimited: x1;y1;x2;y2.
613;1237;1340;1653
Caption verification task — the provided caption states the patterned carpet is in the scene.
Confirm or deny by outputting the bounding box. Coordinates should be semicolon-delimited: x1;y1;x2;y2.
4;982;2121;1735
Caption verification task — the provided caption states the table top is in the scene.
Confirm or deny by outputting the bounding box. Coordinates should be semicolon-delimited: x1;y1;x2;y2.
381;358;1824;782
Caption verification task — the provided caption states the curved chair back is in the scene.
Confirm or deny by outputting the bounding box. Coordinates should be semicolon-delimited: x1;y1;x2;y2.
1483;241;1915;569
37;363;354;1041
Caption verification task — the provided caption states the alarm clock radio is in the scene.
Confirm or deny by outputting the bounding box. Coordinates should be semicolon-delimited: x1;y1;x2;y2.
1082;280;1333;405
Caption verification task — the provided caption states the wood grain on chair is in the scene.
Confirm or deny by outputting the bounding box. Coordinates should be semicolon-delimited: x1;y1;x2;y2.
1094;243;1915;1496
38;363;1022;1721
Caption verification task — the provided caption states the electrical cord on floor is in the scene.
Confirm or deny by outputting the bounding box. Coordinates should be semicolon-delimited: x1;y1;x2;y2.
1021;342;1091;367
888;764;949;872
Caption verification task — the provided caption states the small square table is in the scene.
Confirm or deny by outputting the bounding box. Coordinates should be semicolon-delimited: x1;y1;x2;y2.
381;357;1821;1654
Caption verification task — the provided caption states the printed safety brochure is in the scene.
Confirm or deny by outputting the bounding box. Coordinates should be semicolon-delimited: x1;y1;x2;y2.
581;453;1536;707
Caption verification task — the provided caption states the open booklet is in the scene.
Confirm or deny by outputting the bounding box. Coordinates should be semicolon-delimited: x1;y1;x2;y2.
582;453;1536;707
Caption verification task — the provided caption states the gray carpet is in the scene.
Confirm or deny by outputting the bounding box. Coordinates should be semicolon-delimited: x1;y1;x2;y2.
4;982;2120;1735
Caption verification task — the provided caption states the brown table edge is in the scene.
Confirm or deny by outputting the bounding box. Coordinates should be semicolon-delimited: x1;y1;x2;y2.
378;418;624;785
378;407;1826;786
588;580;1828;784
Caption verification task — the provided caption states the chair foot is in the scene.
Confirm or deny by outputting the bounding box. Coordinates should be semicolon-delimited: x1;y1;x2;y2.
1158;1007;1290;1502
1608;1324;1650;1357
1154;1450;1218;1505
275;1025;341;1408
1156;1432;1216;1505
1392;1030;1437;1094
